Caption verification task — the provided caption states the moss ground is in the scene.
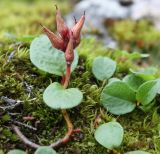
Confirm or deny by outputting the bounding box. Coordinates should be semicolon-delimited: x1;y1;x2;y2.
0;0;160;154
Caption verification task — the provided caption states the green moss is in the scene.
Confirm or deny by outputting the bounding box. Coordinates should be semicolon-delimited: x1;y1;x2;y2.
108;20;160;46
1;114;11;123
107;19;160;65
0;0;70;42
1;37;159;153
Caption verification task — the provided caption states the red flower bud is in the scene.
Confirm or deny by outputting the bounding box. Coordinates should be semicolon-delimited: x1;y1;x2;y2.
65;30;74;65
72;12;85;48
73;35;81;48
55;5;69;40
41;24;65;51
41;6;85;56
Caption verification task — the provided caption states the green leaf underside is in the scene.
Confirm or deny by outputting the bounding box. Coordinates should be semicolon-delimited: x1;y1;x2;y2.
125;151;150;154
92;56;117;81
95;122;124;149
123;74;145;91
35;146;57;154
7;150;27;154
101;81;136;115
137;79;160;105
30;35;78;76
130;67;157;81
43;82;83;109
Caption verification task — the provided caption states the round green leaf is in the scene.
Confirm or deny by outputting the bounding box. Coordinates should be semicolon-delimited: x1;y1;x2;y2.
35;146;57;154
43;82;83;109
125;151;150;154
30;35;78;76
123;74;145;91
130;67;157;81
7;150;27;154
100;81;136;115
108;78;121;85
95;122;124;149
92;56;117;81
136;80;160;105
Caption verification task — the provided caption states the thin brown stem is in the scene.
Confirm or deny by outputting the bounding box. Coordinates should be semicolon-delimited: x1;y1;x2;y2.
12;106;80;149
12;61;81;149
12;125;40;149
50;109;78;148
12;104;79;149
61;109;73;130
56;64;81;146
12;109;80;149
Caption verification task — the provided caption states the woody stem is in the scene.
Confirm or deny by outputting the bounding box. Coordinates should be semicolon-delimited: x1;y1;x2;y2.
58;63;77;145
50;64;80;147
63;64;71;88
12;63;81;149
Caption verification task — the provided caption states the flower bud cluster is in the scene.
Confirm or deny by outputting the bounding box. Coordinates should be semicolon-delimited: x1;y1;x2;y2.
41;6;85;65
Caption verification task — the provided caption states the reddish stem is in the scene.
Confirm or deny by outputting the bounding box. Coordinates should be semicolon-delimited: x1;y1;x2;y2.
61;75;65;85
12;103;81;149
12;59;81;150
63;64;71;88
12;122;80;149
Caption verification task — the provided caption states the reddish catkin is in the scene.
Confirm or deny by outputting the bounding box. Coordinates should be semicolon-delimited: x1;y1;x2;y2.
41;24;66;51
55;5;69;40
41;6;85;54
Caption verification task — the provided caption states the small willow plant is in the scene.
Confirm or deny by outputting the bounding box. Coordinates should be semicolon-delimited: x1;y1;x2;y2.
12;6;85;150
